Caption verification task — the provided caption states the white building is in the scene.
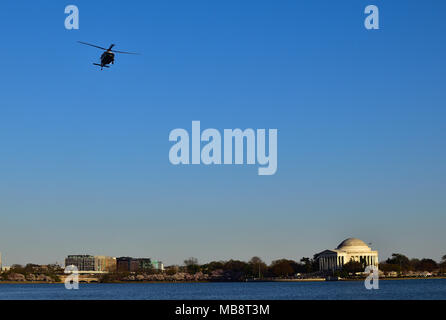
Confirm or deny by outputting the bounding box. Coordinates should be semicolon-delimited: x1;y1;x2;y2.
317;238;378;271
151;260;164;271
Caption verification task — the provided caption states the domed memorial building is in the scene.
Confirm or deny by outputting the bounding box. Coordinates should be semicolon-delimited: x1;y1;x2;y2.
316;238;378;271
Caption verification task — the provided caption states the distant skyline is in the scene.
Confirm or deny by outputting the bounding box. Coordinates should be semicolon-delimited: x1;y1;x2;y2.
1;0;445;266
1;236;445;267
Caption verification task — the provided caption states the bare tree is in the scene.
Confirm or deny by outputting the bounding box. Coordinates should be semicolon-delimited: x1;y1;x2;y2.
184;257;198;266
249;257;267;278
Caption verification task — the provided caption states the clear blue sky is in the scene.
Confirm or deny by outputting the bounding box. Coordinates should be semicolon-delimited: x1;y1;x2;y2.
0;0;445;266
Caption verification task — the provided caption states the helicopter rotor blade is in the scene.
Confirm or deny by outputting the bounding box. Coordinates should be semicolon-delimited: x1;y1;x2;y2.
108;44;115;50
111;49;140;55
77;41;108;51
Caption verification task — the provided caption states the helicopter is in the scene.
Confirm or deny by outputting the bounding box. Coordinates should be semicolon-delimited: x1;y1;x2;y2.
78;41;139;70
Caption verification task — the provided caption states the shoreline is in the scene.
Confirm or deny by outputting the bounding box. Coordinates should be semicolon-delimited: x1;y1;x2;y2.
0;277;445;284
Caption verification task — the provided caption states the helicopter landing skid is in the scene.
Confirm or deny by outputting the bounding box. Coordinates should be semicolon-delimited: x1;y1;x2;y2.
93;63;109;68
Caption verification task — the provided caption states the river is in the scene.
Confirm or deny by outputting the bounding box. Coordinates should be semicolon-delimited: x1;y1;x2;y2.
0;279;445;300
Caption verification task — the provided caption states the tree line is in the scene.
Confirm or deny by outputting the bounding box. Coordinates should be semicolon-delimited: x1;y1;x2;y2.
178;253;446;279
379;253;446;273
179;256;318;279
2;253;445;282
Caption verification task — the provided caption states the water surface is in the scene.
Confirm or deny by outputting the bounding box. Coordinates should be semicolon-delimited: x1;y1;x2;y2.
0;279;445;300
